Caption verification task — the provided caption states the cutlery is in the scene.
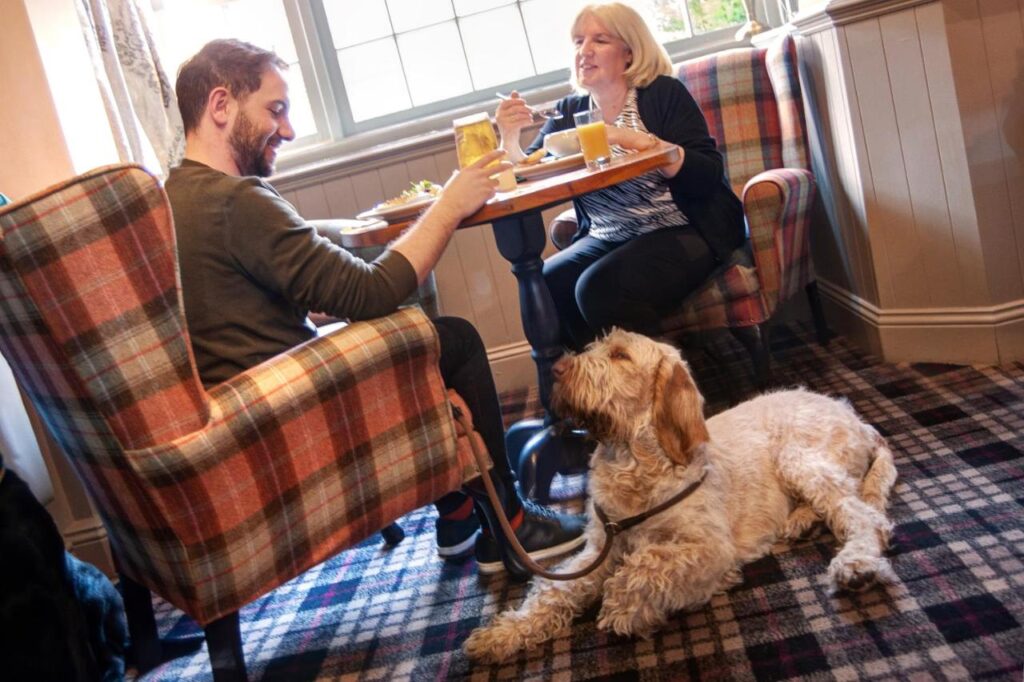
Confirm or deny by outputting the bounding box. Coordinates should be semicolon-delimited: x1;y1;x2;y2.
495;92;563;120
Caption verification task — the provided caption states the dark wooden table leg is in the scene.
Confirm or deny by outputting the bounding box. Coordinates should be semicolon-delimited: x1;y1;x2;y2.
491;212;589;501
492;211;563;412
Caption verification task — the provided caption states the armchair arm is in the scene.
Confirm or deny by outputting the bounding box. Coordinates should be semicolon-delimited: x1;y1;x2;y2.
741;168;816;313
550;207;579;251
117;307;473;624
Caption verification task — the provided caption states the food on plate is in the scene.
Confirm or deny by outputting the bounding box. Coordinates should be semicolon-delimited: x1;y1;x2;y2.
543;129;581;157
519;148;547;166
375;180;440;209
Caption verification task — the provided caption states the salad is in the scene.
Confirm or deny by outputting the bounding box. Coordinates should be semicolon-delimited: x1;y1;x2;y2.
377;180;441;209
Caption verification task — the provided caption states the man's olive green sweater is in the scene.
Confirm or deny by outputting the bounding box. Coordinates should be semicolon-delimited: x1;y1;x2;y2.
166;160;417;386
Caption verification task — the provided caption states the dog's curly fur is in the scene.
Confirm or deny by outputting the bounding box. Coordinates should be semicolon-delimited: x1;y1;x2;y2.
464;330;897;663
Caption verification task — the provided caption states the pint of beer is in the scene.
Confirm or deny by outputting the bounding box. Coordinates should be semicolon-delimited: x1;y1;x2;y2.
453;112;516;191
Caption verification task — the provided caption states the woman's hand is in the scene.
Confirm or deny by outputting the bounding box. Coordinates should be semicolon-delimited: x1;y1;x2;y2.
607;126;659;152
495;91;533;140
495;91;533;162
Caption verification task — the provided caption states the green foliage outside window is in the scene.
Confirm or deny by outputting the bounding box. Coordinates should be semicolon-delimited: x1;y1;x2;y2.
688;0;748;33
641;0;749;37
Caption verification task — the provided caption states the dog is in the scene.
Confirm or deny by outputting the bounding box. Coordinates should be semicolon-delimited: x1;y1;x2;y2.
464;329;897;663
0;456;127;681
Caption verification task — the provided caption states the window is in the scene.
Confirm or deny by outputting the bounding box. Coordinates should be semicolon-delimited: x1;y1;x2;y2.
149;0;318;142
149;0;748;159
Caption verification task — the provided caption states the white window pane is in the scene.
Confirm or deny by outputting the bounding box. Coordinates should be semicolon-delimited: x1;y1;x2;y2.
281;64;316;138
387;0;454;33
397;24;473;106
521;0;585;74
152;0;297;75
635;0;692;39
337;39;412;121
323;0;392;48
453;0;515;15
150;0;316;137
460;7;534;89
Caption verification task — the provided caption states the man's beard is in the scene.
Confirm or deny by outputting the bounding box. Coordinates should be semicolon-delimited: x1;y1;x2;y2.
229;111;275;177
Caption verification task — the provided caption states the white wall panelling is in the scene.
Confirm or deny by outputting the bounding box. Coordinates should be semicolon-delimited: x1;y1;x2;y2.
794;0;1024;362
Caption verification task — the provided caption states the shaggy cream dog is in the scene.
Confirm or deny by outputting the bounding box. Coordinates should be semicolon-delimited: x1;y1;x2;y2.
464;329;897;663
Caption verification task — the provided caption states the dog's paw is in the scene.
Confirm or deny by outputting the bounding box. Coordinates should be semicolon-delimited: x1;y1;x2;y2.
783;505;822;541
463;611;557;664
596;608;653;639
596;597;663;640
712;567;744;594
828;552;896;594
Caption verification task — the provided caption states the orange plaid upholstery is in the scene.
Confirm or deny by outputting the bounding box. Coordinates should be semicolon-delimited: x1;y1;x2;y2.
0;165;474;626
653;33;817;335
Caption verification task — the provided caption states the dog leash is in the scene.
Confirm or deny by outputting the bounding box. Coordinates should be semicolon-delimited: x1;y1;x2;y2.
453;406;707;581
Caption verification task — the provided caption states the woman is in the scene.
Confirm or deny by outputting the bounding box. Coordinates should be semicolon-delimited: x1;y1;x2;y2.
496;2;745;351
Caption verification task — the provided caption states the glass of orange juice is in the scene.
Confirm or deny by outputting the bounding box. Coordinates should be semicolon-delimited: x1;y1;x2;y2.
573;108;611;170
453;112;516;191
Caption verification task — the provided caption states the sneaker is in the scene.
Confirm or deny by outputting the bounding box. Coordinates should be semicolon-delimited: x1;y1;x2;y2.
475;501;586;575
435;514;481;560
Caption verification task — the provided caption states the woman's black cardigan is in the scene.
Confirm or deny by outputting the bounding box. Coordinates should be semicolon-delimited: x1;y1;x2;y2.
527;75;745;261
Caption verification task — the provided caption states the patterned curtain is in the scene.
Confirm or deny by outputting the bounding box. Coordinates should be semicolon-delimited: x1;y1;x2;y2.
76;0;184;177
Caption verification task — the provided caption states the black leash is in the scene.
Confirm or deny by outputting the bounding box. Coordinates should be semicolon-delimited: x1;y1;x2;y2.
455;404;707;580
592;470;708;540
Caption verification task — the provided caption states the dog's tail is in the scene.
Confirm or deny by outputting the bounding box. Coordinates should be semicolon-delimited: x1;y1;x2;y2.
860;432;897;514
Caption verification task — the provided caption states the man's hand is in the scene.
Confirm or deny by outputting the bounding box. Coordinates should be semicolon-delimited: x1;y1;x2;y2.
391;149;511;282
435;149;512;221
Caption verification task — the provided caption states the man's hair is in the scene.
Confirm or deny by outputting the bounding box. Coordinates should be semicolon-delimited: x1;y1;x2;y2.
569;2;673;93
176;39;288;133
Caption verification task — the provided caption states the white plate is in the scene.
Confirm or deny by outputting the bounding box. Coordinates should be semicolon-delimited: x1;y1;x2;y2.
356;194;437;223
514;153;586;181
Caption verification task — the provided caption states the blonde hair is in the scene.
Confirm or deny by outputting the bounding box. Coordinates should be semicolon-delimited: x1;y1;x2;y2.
569;2;674;93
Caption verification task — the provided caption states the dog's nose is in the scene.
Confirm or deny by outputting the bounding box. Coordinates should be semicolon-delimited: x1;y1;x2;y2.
552;357;569;380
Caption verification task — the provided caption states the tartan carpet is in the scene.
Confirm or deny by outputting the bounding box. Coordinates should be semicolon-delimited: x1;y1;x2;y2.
131;323;1024;681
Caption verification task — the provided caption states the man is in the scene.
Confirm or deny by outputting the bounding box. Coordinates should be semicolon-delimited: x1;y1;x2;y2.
164;39;584;580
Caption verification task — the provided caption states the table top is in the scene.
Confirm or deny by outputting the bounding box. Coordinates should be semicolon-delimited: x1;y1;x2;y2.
330;143;681;248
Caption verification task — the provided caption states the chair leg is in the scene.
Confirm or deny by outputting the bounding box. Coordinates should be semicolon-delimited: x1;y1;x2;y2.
805;281;831;346
380;522;405;546
120;572;161;674
731;324;772;389
205;611;246;682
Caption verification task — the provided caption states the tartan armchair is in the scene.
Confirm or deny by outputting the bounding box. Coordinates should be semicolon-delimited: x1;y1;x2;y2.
0;165;476;680
550;33;827;385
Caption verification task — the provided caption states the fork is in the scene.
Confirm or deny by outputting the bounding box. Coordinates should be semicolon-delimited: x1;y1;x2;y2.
495;92;563;121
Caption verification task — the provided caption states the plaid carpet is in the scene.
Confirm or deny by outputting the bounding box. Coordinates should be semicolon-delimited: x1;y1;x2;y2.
131;323;1024;681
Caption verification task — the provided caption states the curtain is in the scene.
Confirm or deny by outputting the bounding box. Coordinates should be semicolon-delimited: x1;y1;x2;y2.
77;0;184;177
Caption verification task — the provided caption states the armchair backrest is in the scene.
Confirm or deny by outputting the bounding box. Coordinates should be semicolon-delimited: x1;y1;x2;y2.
0;165;208;469
676;33;809;195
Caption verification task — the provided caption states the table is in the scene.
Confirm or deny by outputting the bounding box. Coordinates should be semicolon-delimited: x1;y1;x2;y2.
388;143;682;499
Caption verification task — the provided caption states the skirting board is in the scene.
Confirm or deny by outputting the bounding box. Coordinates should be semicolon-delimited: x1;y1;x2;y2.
818;279;1024;365
487;340;538;394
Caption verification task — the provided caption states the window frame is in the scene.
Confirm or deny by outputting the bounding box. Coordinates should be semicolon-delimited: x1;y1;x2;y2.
275;0;751;171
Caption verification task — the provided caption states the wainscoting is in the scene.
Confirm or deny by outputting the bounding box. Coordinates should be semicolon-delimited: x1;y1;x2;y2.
794;0;1024;363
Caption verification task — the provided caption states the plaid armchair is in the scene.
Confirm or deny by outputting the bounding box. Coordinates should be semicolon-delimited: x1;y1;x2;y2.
0;165;476;680
550;34;827;385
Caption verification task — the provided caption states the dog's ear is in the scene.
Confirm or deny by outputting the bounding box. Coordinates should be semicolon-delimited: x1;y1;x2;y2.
652;357;710;466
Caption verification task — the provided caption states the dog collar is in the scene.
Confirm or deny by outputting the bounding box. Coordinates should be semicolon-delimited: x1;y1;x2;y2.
593;468;708;536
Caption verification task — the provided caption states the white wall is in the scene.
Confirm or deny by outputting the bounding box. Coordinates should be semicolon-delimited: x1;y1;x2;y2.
794;0;1024;363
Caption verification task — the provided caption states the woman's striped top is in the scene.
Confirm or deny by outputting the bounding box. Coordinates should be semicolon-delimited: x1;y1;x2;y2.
578;88;688;243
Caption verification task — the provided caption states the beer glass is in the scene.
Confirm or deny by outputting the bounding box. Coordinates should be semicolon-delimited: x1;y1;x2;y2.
453;112;516;191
